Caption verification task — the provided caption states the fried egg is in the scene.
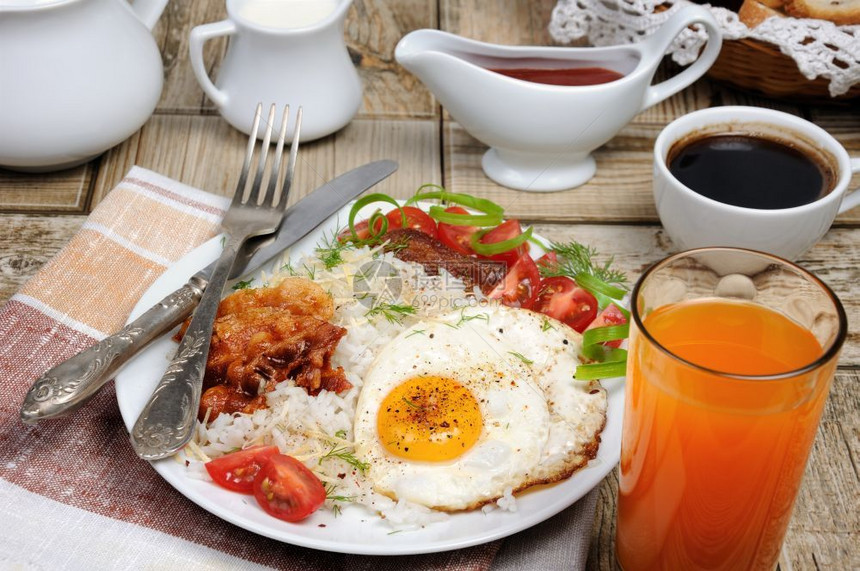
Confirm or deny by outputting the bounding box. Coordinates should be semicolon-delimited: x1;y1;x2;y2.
352;304;607;511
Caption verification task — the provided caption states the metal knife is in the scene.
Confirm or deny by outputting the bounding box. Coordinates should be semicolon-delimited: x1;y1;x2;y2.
19;160;397;425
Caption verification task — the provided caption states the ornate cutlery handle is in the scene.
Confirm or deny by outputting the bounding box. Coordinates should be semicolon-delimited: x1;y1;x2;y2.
19;279;205;425
130;242;239;460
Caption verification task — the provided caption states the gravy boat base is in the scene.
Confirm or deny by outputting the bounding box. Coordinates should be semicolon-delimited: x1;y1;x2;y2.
482;148;596;192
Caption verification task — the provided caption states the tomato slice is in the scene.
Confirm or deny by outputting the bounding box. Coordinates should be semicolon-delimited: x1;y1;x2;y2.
478;219;529;268
437;206;478;255
205;445;279;493
385;205;438;238
253;454;326;522
488;253;541;309
533;276;599;333
536;251;559;273
585;303;628;348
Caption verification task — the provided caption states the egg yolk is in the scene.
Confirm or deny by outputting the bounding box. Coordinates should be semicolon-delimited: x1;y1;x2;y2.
377;376;483;462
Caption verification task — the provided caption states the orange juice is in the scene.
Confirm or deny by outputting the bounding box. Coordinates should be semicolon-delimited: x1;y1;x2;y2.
617;299;835;571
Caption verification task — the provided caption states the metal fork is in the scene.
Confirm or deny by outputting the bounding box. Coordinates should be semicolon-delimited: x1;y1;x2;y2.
130;103;302;461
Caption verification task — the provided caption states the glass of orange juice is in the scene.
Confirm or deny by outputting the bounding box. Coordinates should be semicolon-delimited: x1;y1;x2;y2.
616;248;846;571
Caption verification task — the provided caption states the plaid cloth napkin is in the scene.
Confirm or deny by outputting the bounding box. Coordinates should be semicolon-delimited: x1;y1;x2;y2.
0;167;598;570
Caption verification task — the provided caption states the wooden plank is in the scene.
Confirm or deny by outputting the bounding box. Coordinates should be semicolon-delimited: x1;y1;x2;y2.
151;0;226;114
0;163;93;214
90;115;438;209
0;214;85;306
348;0;438;118
442;0;558;45
586;370;859;570
444;122;658;222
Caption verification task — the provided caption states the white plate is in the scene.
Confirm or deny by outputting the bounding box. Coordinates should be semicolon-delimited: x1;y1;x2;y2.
115;202;625;556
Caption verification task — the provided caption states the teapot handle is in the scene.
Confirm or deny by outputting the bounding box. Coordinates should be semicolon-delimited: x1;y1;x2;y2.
130;0;168;30
639;5;723;111
189;20;237;108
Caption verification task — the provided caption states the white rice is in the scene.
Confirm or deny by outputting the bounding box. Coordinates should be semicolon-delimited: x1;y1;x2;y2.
186;241;488;529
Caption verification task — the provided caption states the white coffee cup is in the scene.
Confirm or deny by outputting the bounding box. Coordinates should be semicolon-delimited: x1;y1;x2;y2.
189;0;361;142
653;106;860;261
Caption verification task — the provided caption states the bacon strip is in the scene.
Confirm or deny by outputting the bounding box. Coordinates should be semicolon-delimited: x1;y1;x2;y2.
177;278;351;421
383;228;505;294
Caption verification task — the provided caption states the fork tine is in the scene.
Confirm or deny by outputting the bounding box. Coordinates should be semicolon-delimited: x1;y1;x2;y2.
246;103;277;206
263;104;291;209
233;103;263;206
278;106;302;211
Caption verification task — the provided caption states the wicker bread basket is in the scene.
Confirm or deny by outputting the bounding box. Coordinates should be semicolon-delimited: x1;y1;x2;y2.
707;36;860;102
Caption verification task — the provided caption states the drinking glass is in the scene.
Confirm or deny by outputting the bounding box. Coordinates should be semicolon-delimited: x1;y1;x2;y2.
616;248;847;570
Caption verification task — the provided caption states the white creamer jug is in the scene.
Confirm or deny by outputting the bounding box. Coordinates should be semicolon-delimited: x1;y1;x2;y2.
0;0;168;171
190;0;362;141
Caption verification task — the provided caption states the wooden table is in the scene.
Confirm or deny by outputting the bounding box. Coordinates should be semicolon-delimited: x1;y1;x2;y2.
1;1;857;568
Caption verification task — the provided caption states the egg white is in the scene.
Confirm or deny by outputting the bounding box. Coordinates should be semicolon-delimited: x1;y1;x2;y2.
353;304;607;511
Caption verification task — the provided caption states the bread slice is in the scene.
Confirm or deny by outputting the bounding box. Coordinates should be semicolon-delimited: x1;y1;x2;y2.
785;0;860;24
739;0;786;26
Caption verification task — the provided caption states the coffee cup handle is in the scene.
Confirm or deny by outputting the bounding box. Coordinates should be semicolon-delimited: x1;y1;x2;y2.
189;20;237;108
639;5;723;111
837;158;860;214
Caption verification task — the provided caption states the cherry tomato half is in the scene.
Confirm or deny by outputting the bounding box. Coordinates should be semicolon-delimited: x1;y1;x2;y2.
385;206;438;238
478;219;529;268
205;445;280;493
535;251;559;273
533;276;599;333
585;303;628;348
253;454;326;523
488;253;541;309
437;206;478;256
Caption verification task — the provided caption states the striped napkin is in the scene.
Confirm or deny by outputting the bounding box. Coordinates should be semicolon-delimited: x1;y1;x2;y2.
0;167;598;570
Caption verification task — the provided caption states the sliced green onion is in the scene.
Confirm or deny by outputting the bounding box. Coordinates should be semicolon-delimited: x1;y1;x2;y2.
427;205;503;227
582;323;629;346
347;193;405;241
469;226;533;256
574;360;628;380
406;188;504;216
574;272;627;300
581;344;628;363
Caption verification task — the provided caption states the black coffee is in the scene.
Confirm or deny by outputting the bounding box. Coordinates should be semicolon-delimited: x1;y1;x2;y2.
667;133;833;210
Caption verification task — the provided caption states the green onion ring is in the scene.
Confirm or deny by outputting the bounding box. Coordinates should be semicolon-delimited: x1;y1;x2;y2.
347;193;405;241
469;226;533;256
575;272;627;300
581;344;628;363
582;323;630;347
574;360;628;380
427;205;503;227
406;188;504;216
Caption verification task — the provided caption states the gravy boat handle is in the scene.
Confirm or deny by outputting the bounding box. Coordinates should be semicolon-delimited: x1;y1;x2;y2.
639;5;723;111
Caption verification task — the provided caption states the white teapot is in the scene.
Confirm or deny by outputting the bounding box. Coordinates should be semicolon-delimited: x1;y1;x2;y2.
0;0;168;171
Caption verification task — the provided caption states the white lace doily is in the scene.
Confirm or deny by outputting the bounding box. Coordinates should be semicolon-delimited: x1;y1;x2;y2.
549;0;860;96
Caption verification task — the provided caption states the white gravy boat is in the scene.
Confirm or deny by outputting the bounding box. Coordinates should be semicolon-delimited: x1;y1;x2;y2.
395;5;722;192
0;0;167;171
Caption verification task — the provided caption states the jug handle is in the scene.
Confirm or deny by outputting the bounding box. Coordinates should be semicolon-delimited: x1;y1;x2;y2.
837;158;860;214
130;0;168;30
639;5;723;111
189;20;237;108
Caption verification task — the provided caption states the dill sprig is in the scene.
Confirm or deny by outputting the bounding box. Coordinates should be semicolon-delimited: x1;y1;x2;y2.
231;278;254;290
541;240;627;287
319;440;369;474
508;351;534;365
316;229;354;270
365;302;416;325
456;310;489;328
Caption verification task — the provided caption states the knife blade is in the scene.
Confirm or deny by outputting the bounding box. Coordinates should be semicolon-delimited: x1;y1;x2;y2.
20;160;397;424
